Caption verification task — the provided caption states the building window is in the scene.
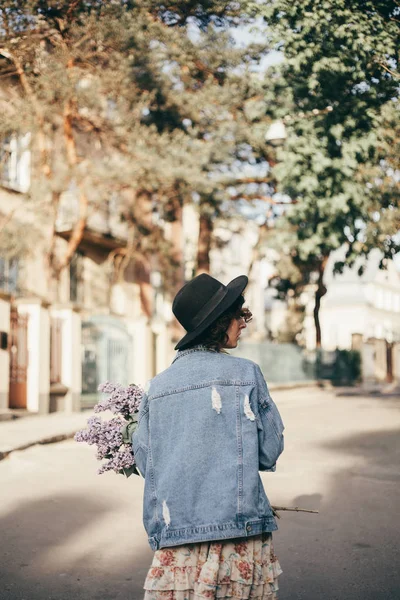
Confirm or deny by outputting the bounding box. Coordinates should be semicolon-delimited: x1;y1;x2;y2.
69;252;84;304
0;257;19;293
0;133;31;193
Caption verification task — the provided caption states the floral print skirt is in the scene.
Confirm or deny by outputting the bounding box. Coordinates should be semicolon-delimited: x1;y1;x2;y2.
143;532;282;600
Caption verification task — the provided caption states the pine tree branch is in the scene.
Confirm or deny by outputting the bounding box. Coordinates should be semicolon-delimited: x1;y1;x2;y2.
377;62;399;79
0;47;51;176
0;69;19;79
196;212;212;275
46;191;61;280
66;0;81;21
220;176;274;186
229;193;295;205
115;222;136;283
73;32;94;49
63;101;80;165
70;111;107;135
51;59;88;278
0;49;39;112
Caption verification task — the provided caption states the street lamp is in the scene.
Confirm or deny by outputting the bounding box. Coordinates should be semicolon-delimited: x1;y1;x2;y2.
265;120;287;147
265;105;334;147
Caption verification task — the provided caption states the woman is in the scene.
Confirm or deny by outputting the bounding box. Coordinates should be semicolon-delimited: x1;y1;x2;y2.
132;273;284;599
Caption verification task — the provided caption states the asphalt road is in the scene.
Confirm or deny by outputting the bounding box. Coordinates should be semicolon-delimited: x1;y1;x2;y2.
0;387;399;600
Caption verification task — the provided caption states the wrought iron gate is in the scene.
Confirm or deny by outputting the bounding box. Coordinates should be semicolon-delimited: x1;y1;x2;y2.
81;315;132;408
9;307;29;408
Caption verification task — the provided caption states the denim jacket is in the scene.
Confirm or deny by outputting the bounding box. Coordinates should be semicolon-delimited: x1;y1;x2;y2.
132;346;284;551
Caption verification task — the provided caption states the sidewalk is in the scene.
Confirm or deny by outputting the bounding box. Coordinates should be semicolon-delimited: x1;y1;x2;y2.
0;410;93;461
0;382;315;461
0;380;348;462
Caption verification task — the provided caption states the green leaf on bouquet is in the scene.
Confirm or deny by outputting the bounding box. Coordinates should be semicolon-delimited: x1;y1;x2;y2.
120;420;139;444
121;465;139;478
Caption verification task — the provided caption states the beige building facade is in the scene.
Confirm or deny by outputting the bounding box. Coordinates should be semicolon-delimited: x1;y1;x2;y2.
0;144;172;414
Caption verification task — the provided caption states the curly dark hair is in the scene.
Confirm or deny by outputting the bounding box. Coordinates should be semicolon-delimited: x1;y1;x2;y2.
184;295;252;352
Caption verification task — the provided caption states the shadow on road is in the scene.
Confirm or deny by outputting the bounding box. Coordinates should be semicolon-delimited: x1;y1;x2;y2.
1;403;399;600
276;426;400;600
0;492;151;600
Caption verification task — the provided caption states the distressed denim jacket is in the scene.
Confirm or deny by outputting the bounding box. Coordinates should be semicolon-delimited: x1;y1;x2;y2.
132;346;284;551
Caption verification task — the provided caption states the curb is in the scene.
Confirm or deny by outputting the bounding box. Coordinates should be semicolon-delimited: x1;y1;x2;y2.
0;430;78;462
0;383;322;462
269;381;318;392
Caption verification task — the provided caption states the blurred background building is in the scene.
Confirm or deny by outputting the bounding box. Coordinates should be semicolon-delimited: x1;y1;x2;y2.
1;145;399;415
1;142;399;415
0;140;171;414
0;0;398;414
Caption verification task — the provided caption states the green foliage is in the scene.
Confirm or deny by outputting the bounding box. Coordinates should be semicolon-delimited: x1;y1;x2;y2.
257;0;399;264
316;349;361;384
259;1;399;126
251;0;400;345
332;349;362;386
356;100;400;263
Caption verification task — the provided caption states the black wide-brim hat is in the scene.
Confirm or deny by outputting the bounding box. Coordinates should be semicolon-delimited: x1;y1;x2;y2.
172;273;248;350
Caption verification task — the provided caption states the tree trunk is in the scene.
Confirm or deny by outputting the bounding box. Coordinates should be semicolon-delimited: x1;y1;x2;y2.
51;99;88;280
313;257;328;348
170;201;185;287
130;190;154;318
139;281;153;318
196;212;212;275
45;191;61;300
161;198;185;342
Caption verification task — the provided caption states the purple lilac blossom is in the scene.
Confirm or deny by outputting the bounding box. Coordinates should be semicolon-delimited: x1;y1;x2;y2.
95;415;125;459
74;381;143;475
95;382;143;419
98;445;136;474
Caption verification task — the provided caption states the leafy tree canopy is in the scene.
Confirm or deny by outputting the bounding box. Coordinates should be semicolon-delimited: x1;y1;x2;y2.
251;0;400;345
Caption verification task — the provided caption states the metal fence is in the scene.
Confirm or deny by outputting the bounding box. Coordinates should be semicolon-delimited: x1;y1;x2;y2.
81;315;132;408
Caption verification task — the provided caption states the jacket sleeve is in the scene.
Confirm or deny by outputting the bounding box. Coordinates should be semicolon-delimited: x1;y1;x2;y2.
131;392;149;478
253;365;284;472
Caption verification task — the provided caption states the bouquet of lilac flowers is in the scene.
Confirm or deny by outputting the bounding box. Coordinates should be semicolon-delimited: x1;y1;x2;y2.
75;381;144;477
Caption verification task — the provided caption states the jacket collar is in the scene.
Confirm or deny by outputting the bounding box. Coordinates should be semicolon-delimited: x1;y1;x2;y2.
172;345;218;364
